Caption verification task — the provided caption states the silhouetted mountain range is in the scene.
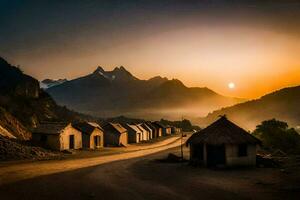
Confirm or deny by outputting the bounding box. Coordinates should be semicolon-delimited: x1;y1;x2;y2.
47;66;242;119
198;86;300;130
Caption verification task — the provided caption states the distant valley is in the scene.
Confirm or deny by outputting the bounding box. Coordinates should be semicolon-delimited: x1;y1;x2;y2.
46;66;243;120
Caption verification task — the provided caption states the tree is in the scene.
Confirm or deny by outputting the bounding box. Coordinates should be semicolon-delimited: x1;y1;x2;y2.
253;119;300;154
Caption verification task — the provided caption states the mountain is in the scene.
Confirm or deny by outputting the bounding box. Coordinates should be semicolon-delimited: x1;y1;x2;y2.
0;57;86;139
198;86;300;130
46;66;242;120
40;78;67;89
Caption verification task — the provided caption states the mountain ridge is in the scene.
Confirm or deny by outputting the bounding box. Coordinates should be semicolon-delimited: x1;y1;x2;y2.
46;66;242;120
197;85;300;130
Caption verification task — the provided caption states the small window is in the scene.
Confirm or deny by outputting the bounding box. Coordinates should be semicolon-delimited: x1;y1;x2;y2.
238;144;248;157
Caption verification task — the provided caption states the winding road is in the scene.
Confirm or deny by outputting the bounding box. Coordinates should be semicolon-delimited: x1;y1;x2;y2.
0;136;184;186
1;134;296;200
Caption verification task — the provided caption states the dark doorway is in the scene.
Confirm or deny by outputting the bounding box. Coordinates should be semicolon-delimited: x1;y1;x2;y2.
94;136;100;148
193;144;204;161
206;144;226;167
69;135;75;149
40;135;47;142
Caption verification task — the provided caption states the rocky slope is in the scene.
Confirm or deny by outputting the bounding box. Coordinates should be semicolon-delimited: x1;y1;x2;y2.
0;135;60;161
0;57;85;139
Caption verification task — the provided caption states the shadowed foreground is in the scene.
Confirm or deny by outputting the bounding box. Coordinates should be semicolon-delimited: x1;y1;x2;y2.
0;147;299;200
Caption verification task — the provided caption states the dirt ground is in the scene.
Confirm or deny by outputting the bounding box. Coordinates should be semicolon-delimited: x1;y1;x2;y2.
0;146;299;200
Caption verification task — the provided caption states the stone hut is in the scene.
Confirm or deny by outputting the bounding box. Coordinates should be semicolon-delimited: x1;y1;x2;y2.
164;125;172;135
32;122;82;151
73;122;104;149
145;122;158;138
102;122;128;147
151;121;164;137
141;123;153;140
122;123;142;144
136;124;149;141
186;116;261;168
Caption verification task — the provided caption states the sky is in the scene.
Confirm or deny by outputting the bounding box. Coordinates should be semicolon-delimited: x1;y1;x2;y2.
1;0;300;98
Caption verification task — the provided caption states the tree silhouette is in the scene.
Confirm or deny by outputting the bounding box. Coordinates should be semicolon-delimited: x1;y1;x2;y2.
253;119;300;154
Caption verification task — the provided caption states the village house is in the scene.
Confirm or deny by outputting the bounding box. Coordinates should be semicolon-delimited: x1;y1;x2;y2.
153;122;171;136
164;125;172;135
141;123;153;140
73;122;104;149
151;121;163;137
171;126;181;134
102;122;128;147
145;122;158;138
122;123;142;143
136;123;149;141
186;116;261;168
32;122;82;151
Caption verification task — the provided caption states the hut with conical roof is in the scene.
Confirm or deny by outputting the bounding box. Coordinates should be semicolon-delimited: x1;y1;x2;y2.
186;116;261;167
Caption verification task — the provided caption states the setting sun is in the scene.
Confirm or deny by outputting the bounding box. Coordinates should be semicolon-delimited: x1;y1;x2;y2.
228;82;235;89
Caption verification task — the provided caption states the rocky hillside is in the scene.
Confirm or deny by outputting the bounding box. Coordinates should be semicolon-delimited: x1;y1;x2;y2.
198;85;300;130
0;135;60;161
0;57;39;98
0;57;85;140
47;66;242;119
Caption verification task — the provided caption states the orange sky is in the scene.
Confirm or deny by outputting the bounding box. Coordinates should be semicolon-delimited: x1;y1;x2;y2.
2;1;300;99
14;25;300;99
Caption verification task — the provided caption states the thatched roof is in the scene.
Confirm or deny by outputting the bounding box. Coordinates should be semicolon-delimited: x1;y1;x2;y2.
33;122;69;135
186;116;261;145
73;122;102;135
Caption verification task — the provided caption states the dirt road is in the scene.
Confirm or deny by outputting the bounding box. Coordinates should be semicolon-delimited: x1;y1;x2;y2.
0;136;182;185
1;146;299;200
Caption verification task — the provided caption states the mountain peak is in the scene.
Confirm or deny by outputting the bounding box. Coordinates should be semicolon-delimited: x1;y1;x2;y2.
168;79;186;87
91;65;138;81
93;66;105;74
0;57;9;66
119;66;126;70
113;66;128;73
111;66;137;81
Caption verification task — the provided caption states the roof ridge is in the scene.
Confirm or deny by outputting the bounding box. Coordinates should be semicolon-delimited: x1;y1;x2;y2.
187;117;261;145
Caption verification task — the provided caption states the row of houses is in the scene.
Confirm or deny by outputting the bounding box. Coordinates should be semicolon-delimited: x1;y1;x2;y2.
32;121;181;151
